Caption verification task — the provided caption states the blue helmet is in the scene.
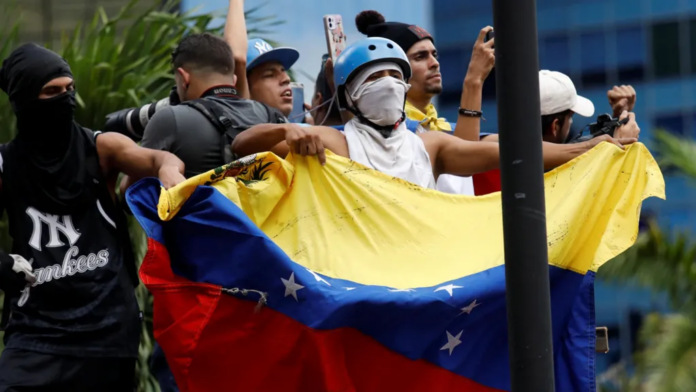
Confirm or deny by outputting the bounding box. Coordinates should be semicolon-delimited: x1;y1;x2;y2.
333;37;411;110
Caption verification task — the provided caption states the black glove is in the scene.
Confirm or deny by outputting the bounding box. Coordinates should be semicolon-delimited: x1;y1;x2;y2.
0;251;35;294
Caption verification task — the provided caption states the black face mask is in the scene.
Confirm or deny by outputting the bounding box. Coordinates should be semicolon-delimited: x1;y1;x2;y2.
0;44;100;215
16;91;77;152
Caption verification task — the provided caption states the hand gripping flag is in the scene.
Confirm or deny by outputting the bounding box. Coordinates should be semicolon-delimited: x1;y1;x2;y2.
127;143;665;392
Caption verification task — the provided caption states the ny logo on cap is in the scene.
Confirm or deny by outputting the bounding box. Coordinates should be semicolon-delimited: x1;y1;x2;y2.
254;41;273;55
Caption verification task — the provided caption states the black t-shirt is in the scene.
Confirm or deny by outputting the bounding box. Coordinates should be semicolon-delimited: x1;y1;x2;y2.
0;133;140;358
141;93;287;178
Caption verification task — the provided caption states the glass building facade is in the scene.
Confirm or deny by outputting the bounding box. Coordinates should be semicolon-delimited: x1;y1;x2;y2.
434;0;696;232
432;0;684;375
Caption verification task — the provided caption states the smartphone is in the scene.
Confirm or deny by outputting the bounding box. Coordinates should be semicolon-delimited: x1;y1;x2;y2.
323;14;347;64
289;82;305;123
485;30;495;48
595;326;609;353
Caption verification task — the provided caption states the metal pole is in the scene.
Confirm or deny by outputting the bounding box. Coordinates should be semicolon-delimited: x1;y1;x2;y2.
492;0;556;391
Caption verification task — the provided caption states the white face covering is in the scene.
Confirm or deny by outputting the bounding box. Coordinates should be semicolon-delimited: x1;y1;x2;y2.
350;77;409;127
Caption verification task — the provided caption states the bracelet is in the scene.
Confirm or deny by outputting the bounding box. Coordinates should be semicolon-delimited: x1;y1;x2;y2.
458;108;485;121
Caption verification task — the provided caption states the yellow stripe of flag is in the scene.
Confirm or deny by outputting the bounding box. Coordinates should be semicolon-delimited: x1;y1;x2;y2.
157;143;665;289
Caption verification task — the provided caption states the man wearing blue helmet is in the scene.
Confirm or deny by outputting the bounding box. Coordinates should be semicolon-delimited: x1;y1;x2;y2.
232;37;637;189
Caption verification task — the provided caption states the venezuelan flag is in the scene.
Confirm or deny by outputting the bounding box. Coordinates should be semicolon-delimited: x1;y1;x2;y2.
127;143;664;392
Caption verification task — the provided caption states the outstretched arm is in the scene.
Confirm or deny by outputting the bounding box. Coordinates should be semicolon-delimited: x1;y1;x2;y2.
231;123;347;164
453;26;495;141
424;131;637;178
97;132;185;190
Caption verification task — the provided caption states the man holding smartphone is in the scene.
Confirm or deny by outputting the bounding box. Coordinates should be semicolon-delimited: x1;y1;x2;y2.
354;11;495;195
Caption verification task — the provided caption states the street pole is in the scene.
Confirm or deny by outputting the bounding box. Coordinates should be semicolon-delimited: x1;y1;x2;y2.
492;0;556;391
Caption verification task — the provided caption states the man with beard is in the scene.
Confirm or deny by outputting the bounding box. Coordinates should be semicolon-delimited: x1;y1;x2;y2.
0;43;185;391
232;37;639;186
354;11;494;195
355;10;493;141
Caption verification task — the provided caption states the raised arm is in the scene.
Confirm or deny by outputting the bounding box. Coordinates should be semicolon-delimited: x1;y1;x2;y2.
424;131;637;178
97;132;185;189
453;26;495;141
223;0;250;99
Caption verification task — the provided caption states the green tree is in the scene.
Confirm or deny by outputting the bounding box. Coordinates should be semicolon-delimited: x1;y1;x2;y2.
597;130;696;392
0;1;284;390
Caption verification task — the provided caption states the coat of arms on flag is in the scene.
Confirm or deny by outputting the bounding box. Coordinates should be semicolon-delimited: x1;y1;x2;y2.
128;143;664;392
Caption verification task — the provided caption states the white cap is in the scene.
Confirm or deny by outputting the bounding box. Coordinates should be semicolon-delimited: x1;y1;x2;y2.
539;70;594;117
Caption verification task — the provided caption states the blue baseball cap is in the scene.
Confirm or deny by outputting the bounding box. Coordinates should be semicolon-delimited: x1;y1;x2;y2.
246;38;300;71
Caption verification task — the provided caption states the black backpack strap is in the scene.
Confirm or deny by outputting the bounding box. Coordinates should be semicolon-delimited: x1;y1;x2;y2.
0;143;10;330
180;99;244;165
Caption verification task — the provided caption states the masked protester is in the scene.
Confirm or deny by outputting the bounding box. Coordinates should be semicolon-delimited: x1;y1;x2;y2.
354;11;497;196
232;37;637;185
0;43;186;391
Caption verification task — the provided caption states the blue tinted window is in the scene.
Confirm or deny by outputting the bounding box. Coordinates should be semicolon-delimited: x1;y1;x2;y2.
690;20;696;74
580;31;607;70
616;26;646;66
438;48;467;91
542;35;571;73
438;48;467;108
580;31;608;88
433;0;490;17
616;26;646;83
652;21;681;78
655;113;685;135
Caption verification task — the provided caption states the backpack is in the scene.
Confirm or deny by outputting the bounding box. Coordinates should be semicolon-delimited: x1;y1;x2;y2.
179;98;278;164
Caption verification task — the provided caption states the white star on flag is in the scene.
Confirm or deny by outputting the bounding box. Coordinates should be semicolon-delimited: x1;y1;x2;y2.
440;330;463;356
306;268;331;286
459;299;481;316
281;272;304;301
434;284;463;297
388;288;415;292
344;287;356;291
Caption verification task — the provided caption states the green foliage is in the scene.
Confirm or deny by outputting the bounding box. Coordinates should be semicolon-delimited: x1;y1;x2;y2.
598;221;696;313
597;129;696;391
0;1;284;390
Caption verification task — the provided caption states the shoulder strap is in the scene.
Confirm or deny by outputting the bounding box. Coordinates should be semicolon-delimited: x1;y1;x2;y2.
180;99;238;164
0;144;9;330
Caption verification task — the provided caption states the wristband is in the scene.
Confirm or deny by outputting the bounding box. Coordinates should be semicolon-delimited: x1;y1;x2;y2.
458;108;485;121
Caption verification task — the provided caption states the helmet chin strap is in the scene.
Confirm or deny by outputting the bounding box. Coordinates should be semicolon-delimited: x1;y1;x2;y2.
346;93;407;138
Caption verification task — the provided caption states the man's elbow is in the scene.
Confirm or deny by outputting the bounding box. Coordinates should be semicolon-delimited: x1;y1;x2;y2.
230;135;247;157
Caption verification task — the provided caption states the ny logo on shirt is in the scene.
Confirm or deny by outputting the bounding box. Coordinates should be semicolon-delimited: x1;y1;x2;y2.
254;41;273;55
26;207;81;251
